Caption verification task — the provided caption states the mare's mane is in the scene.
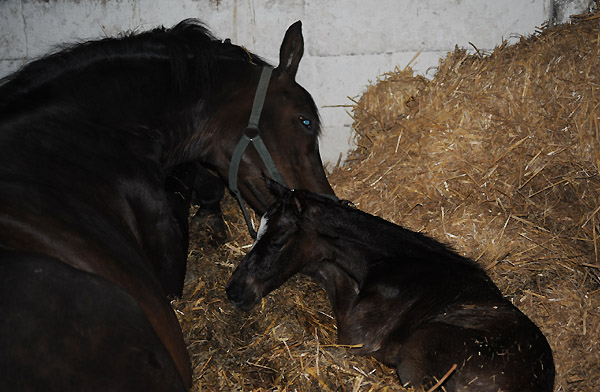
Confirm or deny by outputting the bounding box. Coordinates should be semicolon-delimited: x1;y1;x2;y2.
0;19;269;114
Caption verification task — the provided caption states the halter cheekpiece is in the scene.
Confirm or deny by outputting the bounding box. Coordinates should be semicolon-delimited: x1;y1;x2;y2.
228;67;286;238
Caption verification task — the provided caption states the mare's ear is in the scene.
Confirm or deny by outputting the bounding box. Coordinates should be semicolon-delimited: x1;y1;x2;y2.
275;21;303;79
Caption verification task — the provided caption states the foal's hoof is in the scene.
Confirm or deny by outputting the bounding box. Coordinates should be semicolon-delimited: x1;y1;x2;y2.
190;210;228;244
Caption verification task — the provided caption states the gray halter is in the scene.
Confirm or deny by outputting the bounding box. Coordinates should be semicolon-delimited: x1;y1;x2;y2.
228;67;285;238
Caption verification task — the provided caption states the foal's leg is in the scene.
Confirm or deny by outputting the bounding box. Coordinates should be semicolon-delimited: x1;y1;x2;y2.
394;321;552;392
393;323;459;390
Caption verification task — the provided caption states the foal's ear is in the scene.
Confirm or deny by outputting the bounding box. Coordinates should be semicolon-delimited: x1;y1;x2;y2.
276;21;303;79
289;190;305;216
265;176;288;198
264;176;305;214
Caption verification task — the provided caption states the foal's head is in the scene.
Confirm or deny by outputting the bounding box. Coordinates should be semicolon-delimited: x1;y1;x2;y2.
226;181;334;310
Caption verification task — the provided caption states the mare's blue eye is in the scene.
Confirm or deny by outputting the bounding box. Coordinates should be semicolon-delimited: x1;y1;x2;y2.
299;116;312;129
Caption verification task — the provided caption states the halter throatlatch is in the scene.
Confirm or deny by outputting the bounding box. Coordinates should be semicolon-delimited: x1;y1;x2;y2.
229;67;286;238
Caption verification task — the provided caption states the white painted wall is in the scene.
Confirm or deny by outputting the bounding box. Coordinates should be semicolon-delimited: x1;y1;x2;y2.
0;0;594;166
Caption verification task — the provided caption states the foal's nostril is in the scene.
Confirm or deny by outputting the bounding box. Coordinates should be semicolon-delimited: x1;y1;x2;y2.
225;280;239;301
225;275;259;311
225;279;247;304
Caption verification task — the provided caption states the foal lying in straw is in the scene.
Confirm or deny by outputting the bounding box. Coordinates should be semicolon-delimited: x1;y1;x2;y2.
227;181;554;391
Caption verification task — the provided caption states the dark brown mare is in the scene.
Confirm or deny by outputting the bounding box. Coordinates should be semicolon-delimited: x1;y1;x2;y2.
227;182;555;392
0;20;333;391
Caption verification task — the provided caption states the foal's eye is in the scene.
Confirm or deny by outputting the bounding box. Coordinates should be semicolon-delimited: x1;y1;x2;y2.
298;116;312;129
269;241;285;251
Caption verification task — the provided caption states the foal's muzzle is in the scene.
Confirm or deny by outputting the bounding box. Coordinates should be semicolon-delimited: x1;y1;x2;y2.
225;273;261;311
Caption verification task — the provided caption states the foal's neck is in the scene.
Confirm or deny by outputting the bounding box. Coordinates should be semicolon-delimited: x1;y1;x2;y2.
313;202;464;285
312;206;400;284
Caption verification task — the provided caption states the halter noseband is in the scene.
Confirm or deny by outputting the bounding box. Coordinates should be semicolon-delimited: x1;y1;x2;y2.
228;67;286;238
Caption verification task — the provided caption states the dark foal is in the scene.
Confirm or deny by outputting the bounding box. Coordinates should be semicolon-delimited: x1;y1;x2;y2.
227;183;555;391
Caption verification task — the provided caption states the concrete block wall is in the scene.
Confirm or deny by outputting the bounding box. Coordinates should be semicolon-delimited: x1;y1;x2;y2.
1;0;594;166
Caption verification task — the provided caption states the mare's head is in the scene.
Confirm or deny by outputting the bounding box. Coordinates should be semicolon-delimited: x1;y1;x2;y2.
0;19;334;217
226;180;338;310
203;21;334;214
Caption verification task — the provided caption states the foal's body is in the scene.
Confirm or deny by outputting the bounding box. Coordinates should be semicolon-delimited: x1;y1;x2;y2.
312;253;552;391
227;185;555;391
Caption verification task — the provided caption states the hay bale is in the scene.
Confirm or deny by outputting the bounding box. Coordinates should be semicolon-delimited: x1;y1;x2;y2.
332;12;600;392
350;67;428;158
174;11;600;392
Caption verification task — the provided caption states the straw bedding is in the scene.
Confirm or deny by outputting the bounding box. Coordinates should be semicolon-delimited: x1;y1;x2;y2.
173;12;600;391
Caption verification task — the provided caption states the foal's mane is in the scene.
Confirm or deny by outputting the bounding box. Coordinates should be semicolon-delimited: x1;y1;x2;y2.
295;190;478;266
0;19;268;112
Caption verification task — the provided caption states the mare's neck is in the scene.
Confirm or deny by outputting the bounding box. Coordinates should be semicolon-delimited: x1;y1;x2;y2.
162;60;261;168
